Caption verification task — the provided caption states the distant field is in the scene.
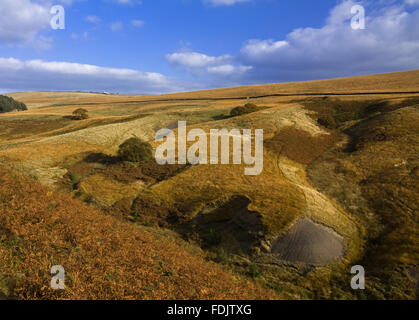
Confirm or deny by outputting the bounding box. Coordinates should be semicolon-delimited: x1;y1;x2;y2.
6;69;419;109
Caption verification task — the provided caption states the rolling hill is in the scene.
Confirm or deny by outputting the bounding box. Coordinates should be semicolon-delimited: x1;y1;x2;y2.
0;70;418;300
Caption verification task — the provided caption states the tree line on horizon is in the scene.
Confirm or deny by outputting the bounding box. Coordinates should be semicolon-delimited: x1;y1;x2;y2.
0;95;28;113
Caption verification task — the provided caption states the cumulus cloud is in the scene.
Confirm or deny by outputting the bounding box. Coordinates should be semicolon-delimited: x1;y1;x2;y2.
204;0;250;6
0;0;75;48
0;0;52;47
3;0;419;93
131;20;145;28
166;51;252;82
238;0;419;82
110;21;124;32
405;0;419;5
166;52;232;69
0;57;182;94
108;0;142;5
85;15;101;23
169;1;419;86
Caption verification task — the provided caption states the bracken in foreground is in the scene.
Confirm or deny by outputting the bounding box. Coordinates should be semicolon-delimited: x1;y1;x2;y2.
0;166;277;300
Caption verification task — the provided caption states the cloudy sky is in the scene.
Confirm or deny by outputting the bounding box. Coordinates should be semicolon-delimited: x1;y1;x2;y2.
0;0;418;94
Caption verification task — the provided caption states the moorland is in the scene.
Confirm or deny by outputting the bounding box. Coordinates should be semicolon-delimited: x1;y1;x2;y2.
0;69;418;299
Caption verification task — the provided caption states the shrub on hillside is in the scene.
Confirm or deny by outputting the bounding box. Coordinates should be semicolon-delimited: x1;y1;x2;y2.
247;263;261;278
0;95;27;113
230;103;259;117
118;137;153;163
300;98;395;129
72;108;89;120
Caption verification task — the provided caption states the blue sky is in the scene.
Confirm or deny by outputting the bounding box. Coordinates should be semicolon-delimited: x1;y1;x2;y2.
0;0;418;93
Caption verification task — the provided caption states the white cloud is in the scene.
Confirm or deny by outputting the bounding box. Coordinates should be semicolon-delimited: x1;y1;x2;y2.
0;57;182;94
241;40;289;59
110;21;124;32
166;51;251;78
237;0;419;82
0;0;51;47
405;0;419;5
204;0;250;6
85;15;101;24
131;20;145;28
109;0;142;5
165;1;419;87
71;31;88;40
166;52;232;68
0;0;75;48
207;64;252;75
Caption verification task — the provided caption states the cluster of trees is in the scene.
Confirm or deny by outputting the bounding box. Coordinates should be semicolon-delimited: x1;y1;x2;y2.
0;95;27;113
118;137;153;163
230;103;259;117
72;108;89;120
117;104;263;164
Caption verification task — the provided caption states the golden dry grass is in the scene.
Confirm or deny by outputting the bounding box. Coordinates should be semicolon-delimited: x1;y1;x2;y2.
0;166;278;300
1;70;418;300
78;174;144;206
7;69;419;105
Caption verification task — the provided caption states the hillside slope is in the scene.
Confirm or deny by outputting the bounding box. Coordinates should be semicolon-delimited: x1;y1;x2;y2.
0;166;277;300
0;70;418;300
6;70;419;109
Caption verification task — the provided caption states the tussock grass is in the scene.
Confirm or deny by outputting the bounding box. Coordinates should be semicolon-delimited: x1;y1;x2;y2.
306;101;419;299
0;166;277;300
265;127;339;165
1;71;418;300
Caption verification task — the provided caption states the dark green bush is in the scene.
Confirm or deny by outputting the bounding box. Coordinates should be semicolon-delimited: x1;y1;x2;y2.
0;95;27;113
317;114;337;129
247;263;261;278
214;248;228;263
118;137;153;163
203;228;222;247
72;108;89;120
230;103;259;117
244;103;258;109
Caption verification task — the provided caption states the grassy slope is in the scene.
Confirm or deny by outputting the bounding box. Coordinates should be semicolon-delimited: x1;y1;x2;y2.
305;98;419;299
0;166;277;300
0;70;418;299
7;70;419;103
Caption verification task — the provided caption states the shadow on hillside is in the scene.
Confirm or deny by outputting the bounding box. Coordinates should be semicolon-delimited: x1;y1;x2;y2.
187;195;266;255
84;152;120;165
212;114;232;121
